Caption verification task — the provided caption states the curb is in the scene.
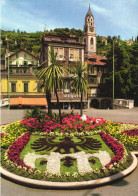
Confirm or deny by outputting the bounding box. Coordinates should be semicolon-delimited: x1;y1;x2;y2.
132;151;138;156
0;152;137;189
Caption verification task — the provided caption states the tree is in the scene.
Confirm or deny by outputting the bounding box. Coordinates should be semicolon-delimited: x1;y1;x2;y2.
35;78;52;116
129;43;138;97
106;40;133;98
36;46;66;122
71;62;87;116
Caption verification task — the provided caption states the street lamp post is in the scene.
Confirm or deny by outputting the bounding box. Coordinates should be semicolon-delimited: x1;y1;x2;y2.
112;40;115;109
6;37;10;109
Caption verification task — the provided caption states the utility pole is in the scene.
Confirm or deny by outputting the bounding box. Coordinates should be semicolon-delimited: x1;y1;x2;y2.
6;37;10;109
112;40;115;109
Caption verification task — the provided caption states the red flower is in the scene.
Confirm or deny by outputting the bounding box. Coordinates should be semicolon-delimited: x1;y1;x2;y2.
100;131;124;168
7;132;31;170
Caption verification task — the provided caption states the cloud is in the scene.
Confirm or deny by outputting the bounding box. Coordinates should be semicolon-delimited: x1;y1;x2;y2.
1;0;137;39
1;0;6;6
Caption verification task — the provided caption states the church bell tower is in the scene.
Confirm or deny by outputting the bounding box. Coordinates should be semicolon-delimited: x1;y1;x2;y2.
84;3;97;56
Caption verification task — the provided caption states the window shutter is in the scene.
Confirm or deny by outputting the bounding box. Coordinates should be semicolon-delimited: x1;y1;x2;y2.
74;49;79;61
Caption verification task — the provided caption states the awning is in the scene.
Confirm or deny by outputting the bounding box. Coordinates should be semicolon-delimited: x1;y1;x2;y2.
10;97;47;106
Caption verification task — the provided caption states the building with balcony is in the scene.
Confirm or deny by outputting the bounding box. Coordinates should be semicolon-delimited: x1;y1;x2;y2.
1;49;47;108
40;34;88;109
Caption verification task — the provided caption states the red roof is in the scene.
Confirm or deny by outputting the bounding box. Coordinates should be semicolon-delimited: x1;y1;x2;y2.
87;55;107;66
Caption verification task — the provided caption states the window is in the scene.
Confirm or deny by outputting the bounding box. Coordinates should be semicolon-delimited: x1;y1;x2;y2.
54;47;64;60
16;61;19;66
65;82;70;89
24;69;27;73
74;49;79;61
11;82;16;92
101;67;104;73
24;82;28;92
16;54;18;58
37;83;42;92
10;69;12;74
90;67;94;74
88;77;96;84
24;61;28;66
90;38;94;45
100;77;106;84
69;49;79;61
69;49;74;60
32;67;37;73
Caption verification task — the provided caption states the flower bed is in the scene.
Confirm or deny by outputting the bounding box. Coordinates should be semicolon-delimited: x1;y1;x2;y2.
102;121;138;151
7;131;31;169
0;113;136;182
20;114;106;133
1;130;132;182
100;131;124;167
123;129;138;136
1;121;28;148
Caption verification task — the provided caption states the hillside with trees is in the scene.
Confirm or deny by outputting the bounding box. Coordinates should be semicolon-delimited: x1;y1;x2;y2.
1;28;110;58
106;38;138;99
1;28;138;100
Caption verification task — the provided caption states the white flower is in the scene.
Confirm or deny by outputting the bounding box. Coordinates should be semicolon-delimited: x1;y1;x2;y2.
80;115;87;121
65;172;70;177
72;172;78;178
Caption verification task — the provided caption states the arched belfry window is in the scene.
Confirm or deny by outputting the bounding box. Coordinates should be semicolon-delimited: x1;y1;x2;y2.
90;38;94;45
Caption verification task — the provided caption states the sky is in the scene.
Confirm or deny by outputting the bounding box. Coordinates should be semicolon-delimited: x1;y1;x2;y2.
1;0;138;40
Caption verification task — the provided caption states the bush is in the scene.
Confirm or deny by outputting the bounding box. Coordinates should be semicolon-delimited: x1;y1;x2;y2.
24;107;47;122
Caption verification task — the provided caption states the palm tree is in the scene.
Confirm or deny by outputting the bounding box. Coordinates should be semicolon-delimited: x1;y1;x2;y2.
36;46;66;123
36;79;52;116
71;62;87;116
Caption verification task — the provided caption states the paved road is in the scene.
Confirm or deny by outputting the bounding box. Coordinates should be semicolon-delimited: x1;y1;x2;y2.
1;163;138;196
1;108;138;196
1;107;138;124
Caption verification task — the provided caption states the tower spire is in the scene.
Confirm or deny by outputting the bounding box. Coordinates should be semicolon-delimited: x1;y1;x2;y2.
84;0;96;56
